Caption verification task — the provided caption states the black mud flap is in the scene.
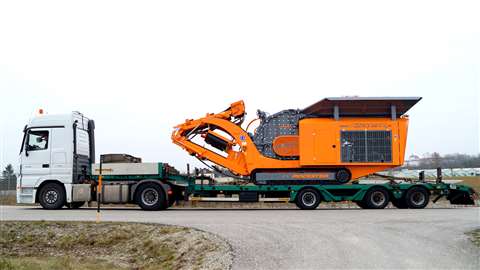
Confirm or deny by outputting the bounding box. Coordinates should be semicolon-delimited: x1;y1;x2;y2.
447;189;476;205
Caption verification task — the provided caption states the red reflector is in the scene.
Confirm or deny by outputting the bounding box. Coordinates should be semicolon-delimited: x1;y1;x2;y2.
167;190;173;195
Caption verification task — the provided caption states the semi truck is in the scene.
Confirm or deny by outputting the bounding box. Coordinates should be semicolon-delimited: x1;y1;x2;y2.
16;98;476;210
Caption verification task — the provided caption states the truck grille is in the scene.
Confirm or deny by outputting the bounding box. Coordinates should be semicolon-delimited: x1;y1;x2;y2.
341;131;392;163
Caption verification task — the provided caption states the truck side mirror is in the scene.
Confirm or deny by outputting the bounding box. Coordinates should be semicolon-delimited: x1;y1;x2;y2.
24;132;30;156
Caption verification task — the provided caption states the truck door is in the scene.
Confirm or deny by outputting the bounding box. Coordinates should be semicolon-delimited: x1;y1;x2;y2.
50;127;69;180
20;128;52;187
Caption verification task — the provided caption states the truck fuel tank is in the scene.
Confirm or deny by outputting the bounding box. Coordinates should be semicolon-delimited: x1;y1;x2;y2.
101;184;129;203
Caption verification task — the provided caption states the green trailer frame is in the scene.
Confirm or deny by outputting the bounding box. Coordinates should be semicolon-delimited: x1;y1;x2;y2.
187;181;475;203
92;163;477;209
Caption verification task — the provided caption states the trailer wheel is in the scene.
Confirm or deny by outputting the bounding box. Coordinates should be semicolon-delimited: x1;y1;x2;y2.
136;183;167;211
295;188;321;210
405;187;429;209
66;202;85;209
391;198;408;209
363;187;389;209
355;201;367;209
38;182;66;210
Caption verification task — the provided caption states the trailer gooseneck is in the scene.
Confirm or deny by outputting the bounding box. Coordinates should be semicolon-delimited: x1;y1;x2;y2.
16;99;477;210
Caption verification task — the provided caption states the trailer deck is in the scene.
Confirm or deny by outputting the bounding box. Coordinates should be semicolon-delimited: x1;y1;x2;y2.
188;180;476;205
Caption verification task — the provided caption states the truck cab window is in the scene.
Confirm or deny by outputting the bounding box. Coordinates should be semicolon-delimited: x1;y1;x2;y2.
27;130;49;151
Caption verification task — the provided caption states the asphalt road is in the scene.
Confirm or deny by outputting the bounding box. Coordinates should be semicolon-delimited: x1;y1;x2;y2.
2;206;479;270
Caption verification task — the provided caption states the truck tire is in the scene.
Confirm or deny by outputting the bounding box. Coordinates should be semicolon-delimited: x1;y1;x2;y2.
136;183;167;211
405;187;429;209
295;188;321;210
363;187;389;209
66;202;85;209
38;182;66;210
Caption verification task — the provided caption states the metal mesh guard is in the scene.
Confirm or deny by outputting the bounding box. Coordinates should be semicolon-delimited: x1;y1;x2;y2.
341;131;392;163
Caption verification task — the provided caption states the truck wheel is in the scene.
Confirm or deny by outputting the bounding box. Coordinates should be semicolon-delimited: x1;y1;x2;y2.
39;183;66;209
295;188;321;210
405;187;429;209
363;187;389;209
136;183;167;211
66;202;85;209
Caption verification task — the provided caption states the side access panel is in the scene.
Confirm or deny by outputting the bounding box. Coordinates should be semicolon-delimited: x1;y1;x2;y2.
299;119;338;165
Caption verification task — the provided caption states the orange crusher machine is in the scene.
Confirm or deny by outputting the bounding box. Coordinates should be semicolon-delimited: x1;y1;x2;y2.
172;97;422;185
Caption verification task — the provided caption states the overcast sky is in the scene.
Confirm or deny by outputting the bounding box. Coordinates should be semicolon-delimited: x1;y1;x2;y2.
1;1;479;171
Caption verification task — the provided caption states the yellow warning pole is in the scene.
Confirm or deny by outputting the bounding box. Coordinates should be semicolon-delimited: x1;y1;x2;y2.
96;156;103;223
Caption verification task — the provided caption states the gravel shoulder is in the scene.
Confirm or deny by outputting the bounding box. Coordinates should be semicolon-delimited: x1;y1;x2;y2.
0;221;232;270
1;206;479;270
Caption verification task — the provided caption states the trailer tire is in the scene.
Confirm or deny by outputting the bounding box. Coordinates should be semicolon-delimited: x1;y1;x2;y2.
363;187;389;209
295;188;321;210
405;187;429;209
391;198;408;209
136;183;167;211
66;202;85;209
355;201;367;209
38;182;66;210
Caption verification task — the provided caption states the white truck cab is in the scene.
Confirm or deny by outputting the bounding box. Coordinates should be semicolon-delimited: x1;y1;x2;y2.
17;111;94;208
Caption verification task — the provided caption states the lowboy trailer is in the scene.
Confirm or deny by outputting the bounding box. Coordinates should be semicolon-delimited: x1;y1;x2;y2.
186;175;476;209
87;158;476;210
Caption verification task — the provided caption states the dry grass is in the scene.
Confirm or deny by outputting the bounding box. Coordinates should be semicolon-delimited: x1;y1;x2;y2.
0;256;118;270
0;221;231;270
466;228;480;248
0;193;16;205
